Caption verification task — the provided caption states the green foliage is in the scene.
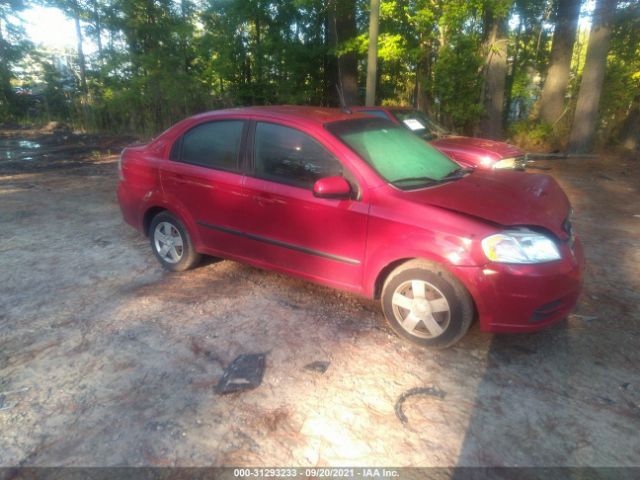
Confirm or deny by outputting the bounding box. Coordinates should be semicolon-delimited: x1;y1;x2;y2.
598;3;640;146
378;33;407;62
433;37;484;131
3;0;636;149
42;62;73;119
509;119;563;151
0;0;30;121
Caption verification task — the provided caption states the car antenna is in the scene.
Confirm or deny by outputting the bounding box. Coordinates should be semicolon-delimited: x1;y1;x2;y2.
336;83;352;114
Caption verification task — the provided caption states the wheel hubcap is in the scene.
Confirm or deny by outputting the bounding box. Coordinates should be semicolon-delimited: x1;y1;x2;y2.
391;280;450;339
154;222;184;264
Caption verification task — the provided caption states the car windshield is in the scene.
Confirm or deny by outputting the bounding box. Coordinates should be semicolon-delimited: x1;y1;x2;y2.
326;118;460;189
391;110;450;139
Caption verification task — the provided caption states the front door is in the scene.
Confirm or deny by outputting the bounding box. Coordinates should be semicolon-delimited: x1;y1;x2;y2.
241;121;368;292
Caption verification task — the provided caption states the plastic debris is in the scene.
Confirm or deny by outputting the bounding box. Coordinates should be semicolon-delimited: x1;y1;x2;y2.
597;396;616;406
304;361;330;374
0;395;9;411
0;387;29;412
215;354;266;395
395;386;446;425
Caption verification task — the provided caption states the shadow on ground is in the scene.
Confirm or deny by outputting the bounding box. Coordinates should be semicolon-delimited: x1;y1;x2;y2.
1;130;639;468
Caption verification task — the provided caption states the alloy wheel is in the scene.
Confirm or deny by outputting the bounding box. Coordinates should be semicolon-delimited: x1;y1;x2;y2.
390;279;451;339
153;221;184;264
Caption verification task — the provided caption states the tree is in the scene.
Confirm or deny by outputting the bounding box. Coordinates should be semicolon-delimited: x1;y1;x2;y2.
0;0;30;120
597;1;640;149
568;0;618;153
619;95;639;151
506;0;552;122
43;0;89;93
90;0;103;61
72;0;88;93
3;0;634;149
365;0;380;106
479;1;511;139
535;0;582;125
328;0;359;106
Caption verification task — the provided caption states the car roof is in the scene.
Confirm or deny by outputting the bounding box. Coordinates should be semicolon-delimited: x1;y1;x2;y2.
192;105;374;127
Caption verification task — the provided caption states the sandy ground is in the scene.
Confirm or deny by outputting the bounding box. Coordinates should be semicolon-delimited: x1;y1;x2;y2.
1;128;639;468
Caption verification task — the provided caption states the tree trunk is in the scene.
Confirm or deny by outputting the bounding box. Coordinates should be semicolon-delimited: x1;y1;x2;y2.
504;21;523;126
365;0;380;106
480;12;509;140
414;35;432;113
73;2;88;94
254;14;262;89
568;0;617;153
0;17;13;114
618;95;639;152
536;0;582;124
328;0;358;106
324;12;336;106
92;0;103;61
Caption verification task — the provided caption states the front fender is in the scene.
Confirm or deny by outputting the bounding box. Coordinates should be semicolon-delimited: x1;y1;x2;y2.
363;230;482;298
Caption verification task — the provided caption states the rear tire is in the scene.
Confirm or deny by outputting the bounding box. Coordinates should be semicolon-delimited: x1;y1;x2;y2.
381;259;474;348
149;211;201;272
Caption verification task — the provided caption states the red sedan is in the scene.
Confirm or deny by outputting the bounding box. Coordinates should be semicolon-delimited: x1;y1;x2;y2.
352;106;528;170
117;106;583;348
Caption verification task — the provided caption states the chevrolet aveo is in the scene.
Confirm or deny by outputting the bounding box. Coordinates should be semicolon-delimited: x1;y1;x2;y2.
117;106;584;348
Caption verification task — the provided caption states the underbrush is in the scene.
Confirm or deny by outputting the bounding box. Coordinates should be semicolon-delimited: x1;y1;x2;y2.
508;120;568;153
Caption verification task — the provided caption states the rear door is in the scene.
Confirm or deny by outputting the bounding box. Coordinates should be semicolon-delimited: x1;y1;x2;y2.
160;119;251;256
241;120;369;292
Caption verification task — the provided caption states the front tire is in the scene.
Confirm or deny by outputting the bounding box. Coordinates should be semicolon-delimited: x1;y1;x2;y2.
149;211;201;272
381;259;474;348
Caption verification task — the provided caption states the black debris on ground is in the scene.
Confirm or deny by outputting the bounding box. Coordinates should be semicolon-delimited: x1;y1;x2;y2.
304;361;330;374
215;354;266;395
395;386;447;425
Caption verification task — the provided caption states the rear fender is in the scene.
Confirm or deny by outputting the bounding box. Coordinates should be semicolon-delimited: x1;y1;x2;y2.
139;191;203;250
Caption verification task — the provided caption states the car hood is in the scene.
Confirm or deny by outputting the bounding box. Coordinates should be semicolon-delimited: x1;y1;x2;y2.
402;170;570;239
430;136;524;159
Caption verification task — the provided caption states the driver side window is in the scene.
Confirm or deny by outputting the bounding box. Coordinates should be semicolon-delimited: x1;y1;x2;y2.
253;122;343;189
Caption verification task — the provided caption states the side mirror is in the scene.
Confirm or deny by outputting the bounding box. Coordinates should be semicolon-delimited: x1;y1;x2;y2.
313;176;351;199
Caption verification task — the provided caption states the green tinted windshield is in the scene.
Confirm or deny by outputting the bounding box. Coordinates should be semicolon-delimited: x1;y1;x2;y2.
326;118;459;187
392;110;450;137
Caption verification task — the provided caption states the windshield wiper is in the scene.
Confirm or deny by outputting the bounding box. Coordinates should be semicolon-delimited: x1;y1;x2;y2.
390;176;438;186
436;167;474;182
391;168;473;188
440;167;473;181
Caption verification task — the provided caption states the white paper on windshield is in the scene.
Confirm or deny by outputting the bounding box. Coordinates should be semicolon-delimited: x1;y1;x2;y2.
402;118;426;131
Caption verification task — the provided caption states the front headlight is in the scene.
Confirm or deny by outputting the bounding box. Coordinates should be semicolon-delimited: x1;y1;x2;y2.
492;157;517;169
482;229;561;264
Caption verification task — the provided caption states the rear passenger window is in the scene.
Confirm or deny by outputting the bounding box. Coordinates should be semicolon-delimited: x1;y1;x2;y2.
254;122;342;189
176;120;244;171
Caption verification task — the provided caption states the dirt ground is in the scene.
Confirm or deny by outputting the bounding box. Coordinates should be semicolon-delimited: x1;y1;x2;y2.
1;127;639;468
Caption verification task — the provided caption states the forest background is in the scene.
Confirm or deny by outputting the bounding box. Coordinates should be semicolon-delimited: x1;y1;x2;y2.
1;0;638;152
